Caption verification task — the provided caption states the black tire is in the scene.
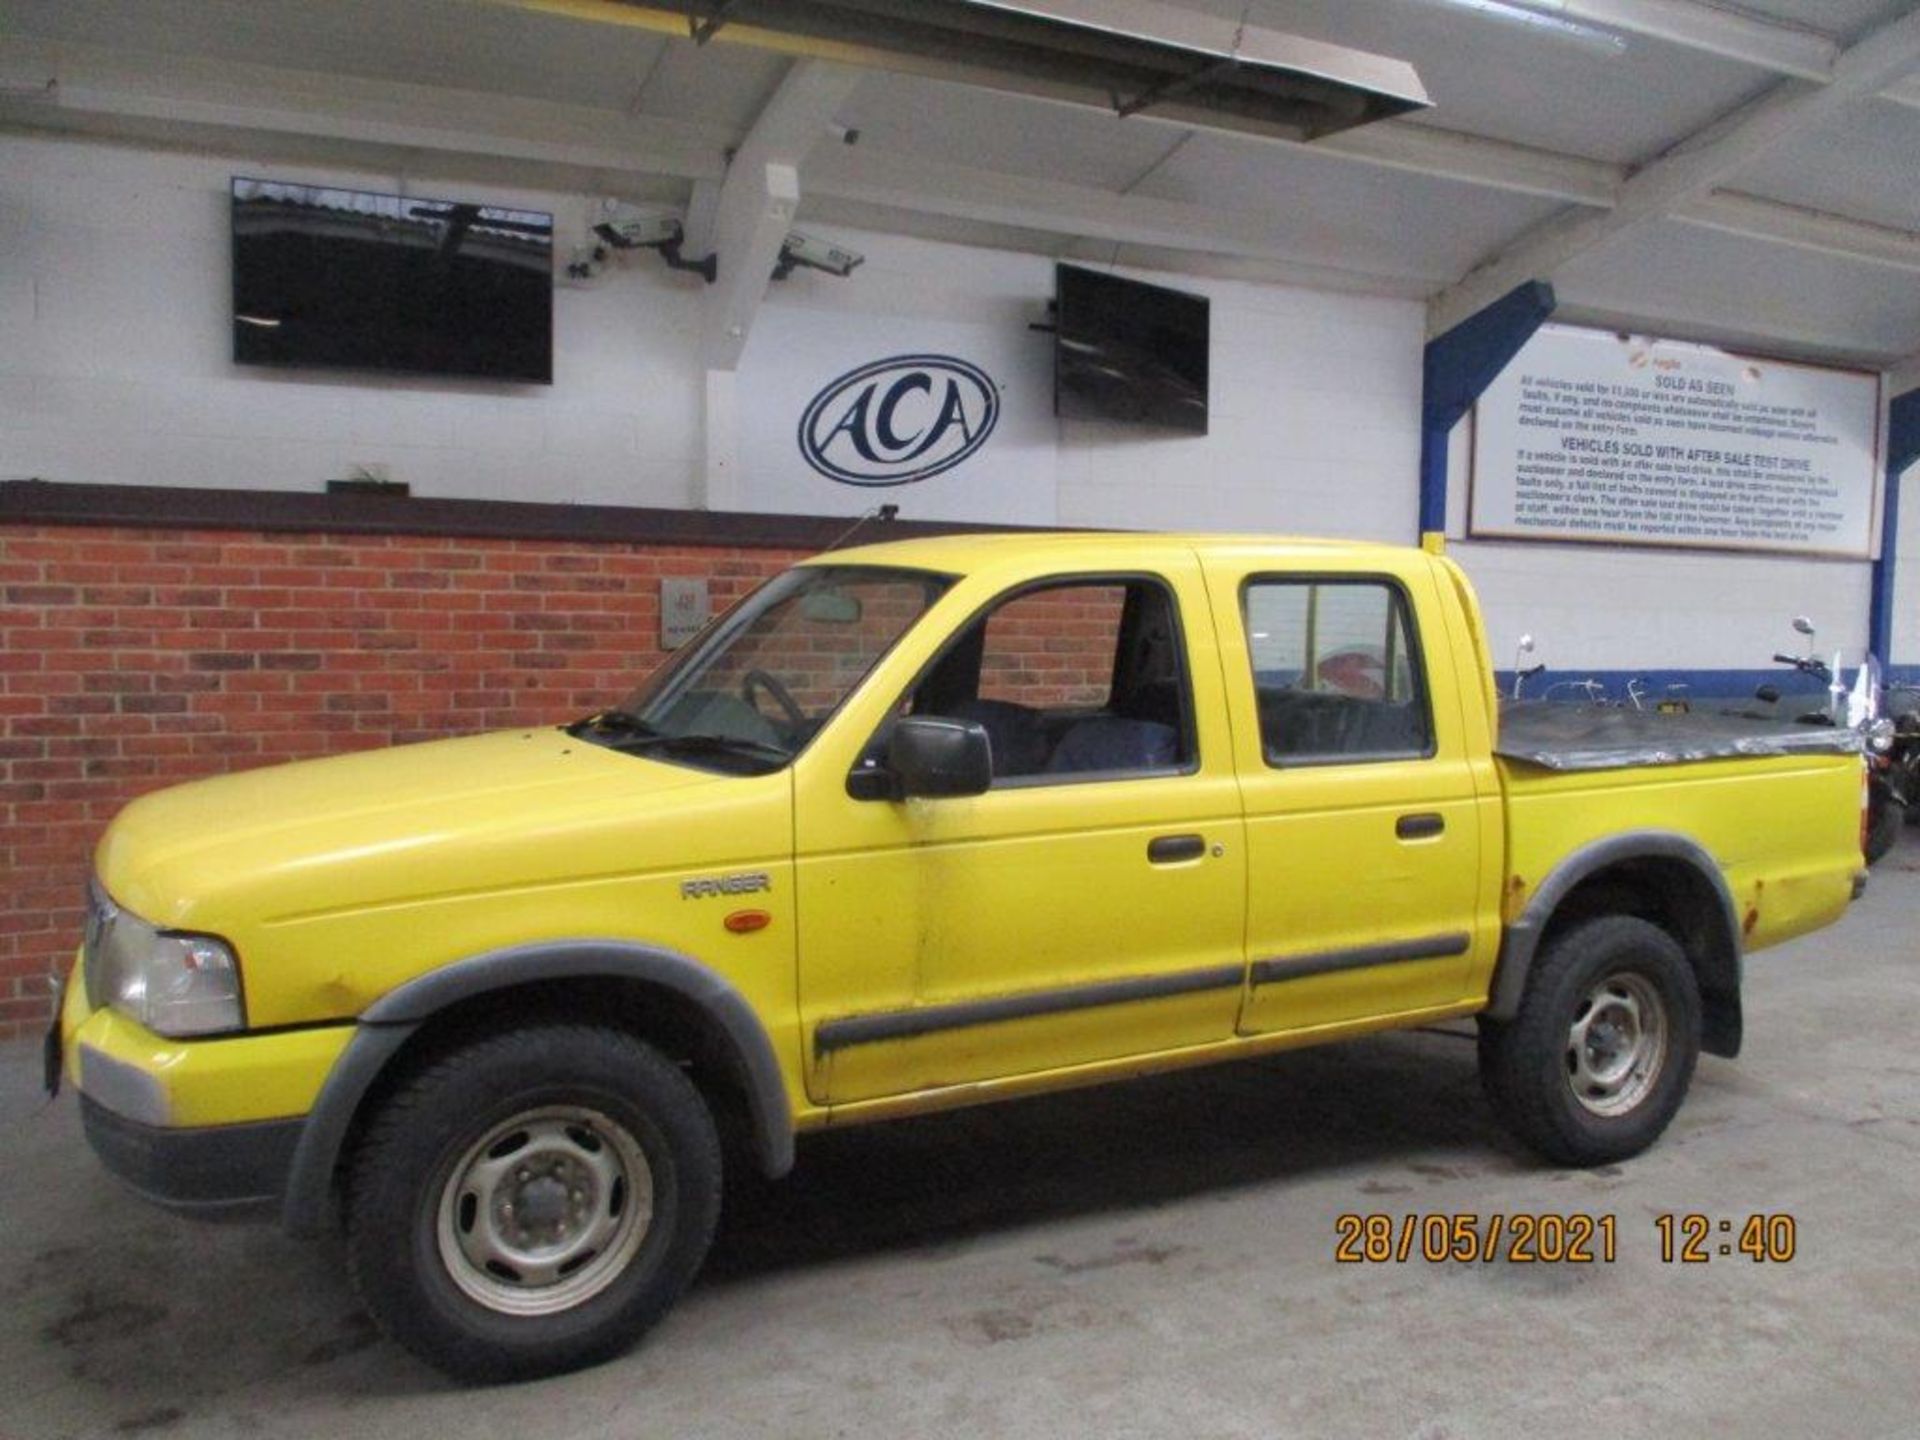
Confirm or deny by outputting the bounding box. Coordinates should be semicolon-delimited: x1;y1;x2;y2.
1478;915;1701;1167
345;1025;721;1382
1865;787;1902;861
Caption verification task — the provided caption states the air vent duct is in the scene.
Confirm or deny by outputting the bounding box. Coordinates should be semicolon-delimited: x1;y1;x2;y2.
530;0;1429;141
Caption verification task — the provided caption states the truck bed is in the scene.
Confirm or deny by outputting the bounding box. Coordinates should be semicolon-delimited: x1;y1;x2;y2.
1496;701;1862;773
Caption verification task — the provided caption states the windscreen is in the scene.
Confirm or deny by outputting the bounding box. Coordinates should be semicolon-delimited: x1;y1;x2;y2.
573;566;951;773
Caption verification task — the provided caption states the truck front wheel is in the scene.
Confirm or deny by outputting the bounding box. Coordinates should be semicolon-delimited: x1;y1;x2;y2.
1478;915;1702;1167
345;1025;722;1381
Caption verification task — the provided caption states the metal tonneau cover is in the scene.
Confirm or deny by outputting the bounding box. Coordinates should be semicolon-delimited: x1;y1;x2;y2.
1496;701;1863;773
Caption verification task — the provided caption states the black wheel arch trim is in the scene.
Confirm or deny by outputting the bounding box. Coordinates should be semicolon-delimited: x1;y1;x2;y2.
1485;831;1742;1057
281;940;794;1237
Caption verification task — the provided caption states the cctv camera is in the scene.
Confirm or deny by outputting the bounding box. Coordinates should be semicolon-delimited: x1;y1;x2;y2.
774;230;864;280
825;121;860;146
593;201;683;250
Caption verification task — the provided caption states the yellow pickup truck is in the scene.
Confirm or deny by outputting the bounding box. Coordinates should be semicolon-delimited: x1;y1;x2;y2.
55;532;1865;1379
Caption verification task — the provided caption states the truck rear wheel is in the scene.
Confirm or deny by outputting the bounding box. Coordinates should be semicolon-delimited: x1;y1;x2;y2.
1478;915;1701;1167
345;1025;721;1381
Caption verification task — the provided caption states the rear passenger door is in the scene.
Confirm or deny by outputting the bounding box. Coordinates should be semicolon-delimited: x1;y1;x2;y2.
1201;559;1489;1036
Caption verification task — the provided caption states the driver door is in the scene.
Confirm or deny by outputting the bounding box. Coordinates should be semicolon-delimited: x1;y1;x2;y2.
792;560;1248;1108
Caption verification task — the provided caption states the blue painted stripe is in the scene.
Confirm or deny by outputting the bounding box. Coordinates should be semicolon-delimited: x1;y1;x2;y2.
1877;388;1920;667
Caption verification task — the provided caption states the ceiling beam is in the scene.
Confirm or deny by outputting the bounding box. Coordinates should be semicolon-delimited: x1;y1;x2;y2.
1313;120;1621;206
1501;0;1838;80
7;30;1916;325
805;147;1445;292
807;146;1920;306
1676;191;1920;274
1429;5;1920;335
491;0;1920;148
0;29;1621;212
679;176;724;260
701;158;800;370
698;60;861;511
1550;298;1901;372
1891;355;1920;398
1883;72;1920;111
701;59;862;369
0;35;731;180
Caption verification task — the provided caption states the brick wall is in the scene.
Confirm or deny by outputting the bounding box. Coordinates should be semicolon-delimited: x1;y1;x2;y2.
0;522;807;1038
978;584;1127;709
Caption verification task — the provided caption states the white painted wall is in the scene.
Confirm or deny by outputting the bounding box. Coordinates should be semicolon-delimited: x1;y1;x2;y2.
1056;282;1420;536
742;230;1423;537
0;135;707;507
3;131;1898;677
0;133;1426;547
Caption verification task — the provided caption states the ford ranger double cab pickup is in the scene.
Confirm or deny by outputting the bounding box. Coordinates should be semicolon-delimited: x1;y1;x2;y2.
54;533;1866;1379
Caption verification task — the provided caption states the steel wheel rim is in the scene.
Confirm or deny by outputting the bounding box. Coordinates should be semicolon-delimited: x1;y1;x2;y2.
434;1105;654;1317
1566;971;1667;1118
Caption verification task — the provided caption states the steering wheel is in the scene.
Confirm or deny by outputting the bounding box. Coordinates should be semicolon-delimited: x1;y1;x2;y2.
742;668;806;734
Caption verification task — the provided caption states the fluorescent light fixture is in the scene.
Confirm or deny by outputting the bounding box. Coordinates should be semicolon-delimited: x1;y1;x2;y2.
1425;0;1628;56
235;314;283;327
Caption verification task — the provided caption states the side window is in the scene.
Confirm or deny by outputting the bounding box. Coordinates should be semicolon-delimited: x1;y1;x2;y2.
909;578;1194;783
1243;578;1433;765
976;584;1125;711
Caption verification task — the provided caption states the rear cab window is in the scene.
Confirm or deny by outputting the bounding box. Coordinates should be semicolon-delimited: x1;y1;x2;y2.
1241;577;1434;766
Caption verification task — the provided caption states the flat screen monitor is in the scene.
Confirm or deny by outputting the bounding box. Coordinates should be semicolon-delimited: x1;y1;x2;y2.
1054;263;1209;434
231;177;553;384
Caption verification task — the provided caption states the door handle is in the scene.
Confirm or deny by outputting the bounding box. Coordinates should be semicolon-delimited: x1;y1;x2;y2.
1396;813;1445;840
1147;833;1207;864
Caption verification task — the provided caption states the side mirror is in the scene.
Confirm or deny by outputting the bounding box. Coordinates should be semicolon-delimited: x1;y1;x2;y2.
1792;616;1816;638
888;716;992;798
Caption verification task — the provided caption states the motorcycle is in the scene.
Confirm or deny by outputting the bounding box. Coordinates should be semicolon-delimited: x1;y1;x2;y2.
1885;677;1920;834
1508;633;1545;701
1754;617;1902;864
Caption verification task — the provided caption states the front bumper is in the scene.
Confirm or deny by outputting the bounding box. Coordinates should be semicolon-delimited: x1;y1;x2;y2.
80;1095;303;1217
57;954;353;1218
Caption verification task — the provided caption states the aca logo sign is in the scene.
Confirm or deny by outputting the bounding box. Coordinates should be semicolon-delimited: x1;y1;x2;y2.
797;355;1001;487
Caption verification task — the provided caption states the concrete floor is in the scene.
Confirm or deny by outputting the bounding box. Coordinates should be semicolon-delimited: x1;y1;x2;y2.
6;837;1919;1440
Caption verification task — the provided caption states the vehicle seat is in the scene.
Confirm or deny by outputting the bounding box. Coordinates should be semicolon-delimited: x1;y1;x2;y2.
945;697;1050;777
1043;717;1179;775
1119;678;1185;732
1256;688;1425;758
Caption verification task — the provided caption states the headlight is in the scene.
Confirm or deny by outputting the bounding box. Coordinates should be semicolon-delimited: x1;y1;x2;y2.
84;883;244;1037
1866;717;1896;754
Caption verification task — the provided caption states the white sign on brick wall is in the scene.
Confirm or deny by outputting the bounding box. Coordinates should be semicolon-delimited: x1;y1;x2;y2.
1472;325;1880;557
